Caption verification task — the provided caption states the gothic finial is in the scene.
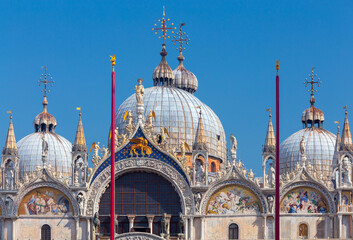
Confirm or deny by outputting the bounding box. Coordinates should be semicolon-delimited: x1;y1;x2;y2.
305;67;321;106
38;66;54;113
152;6;176;45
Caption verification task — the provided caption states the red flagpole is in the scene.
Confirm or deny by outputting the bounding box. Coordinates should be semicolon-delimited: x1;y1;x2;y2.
110;56;116;239
275;61;280;240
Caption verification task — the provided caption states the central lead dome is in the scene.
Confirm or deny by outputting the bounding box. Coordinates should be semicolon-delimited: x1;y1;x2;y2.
115;87;227;160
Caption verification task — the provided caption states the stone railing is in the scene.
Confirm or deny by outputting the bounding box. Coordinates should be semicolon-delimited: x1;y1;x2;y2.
338;204;353;213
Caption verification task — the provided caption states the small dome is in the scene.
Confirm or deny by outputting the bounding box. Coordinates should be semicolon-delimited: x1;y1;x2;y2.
280;127;336;178
17;132;72;179
115;87;227;161
173;53;198;94
302;107;325;127
34;112;57;132
153;44;174;87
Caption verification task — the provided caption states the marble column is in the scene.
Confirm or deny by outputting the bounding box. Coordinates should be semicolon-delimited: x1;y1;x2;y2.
128;215;135;232
75;217;80;240
166;215;171;235
184;217;189;240
189;217;194;240
11;218;15;240
263;215;267;239
0;218;4;240
200;217;205;240
147;215;154;233
87;218;91;240
338;214;343;238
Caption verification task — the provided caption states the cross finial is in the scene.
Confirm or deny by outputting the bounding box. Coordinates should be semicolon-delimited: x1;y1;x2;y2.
38;66;54;113
38;66;54;98
152;6;176;45
172;23;190;53
305;67;321;95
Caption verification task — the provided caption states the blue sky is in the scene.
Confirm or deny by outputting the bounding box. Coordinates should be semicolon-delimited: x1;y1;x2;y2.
0;0;352;176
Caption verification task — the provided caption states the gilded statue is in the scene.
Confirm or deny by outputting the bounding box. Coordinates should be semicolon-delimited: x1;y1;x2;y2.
129;137;152;156
135;78;144;105
123;110;134;136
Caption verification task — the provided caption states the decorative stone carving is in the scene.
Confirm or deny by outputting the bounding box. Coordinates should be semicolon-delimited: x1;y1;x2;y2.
93;212;100;233
76;192;85;215
5;196;13;216
300;135;306;156
92;142;101;167
267;195;274;213
230;134;237;160
247;169;254;181
194;192;202;213
342;156;352;186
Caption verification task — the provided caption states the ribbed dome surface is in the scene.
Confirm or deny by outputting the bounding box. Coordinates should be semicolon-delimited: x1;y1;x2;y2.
280;127;336;178
115;86;226;160
302;107;325;124
17;132;72;178
33;112;57;129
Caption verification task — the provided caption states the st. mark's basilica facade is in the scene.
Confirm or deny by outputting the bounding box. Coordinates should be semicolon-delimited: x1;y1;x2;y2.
1;13;353;240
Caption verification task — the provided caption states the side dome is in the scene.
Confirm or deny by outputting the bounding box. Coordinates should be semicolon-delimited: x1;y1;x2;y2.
115;87;227;161
17;132;72;178
173;53;198;94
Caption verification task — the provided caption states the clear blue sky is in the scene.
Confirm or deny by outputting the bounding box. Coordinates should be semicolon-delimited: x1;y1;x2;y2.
0;0;352;176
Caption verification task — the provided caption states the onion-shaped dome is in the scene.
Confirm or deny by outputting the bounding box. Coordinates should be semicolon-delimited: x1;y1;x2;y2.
34;112;57;133
280;128;336;177
173;53;198;94
301;95;325;128
17;132;72;178
115;87;227;161
153;44;175;87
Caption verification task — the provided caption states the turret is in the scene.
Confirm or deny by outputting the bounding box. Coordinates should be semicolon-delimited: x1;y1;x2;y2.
192;107;208;186
1;114;19;190
72;110;88;187
262;110;276;188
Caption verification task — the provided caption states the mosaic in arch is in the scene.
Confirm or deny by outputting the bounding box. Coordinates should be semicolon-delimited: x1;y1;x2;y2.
280;187;329;214
18;187;73;216
206;185;261;215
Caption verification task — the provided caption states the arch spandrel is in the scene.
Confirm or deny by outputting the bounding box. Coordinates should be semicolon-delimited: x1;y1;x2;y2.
90;127;190;185
280;182;335;214
86;158;194;217
201;180;267;215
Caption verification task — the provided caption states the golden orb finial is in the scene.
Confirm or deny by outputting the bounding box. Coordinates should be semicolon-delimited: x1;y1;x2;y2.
276;60;280;76
110;55;116;72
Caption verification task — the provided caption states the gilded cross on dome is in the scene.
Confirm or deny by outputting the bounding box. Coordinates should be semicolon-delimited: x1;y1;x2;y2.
152;6;176;44
305;67;321;95
38;66;54;98
172;23;190;52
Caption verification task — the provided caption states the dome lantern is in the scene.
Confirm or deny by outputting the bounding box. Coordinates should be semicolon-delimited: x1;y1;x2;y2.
152;7;176;87
34;66;57;133
301;67;324;128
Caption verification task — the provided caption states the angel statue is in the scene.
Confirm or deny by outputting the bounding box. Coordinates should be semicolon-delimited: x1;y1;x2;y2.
179;142;191;165
123;110;134;136
230;134;237;160
135;78;145;105
145;110;156;135
101;145;109;159
90;142;101;167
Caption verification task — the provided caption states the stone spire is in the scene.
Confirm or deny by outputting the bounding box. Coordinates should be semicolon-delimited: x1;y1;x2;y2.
193;107;207;151
263;110;276;155
333;124;341;164
341;108;353;151
2;114;17;156
73;111;87;152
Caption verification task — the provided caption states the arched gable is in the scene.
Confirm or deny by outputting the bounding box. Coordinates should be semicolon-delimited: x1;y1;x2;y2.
86;158;194;217
14;182;79;216
90;127;189;185
201;179;267;215
280;182;334;214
